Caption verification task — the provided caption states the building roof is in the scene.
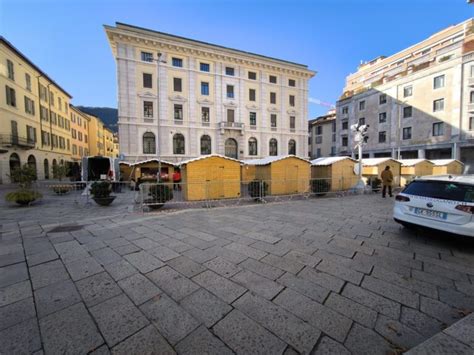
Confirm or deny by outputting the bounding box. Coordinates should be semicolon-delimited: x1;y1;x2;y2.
362;158;399;166
311;156;356;166
107;23;315;74
430;159;464;166
398;159;434;167
242;155;310;166
120;158;176;167
178;154;242;166
0;36;72;98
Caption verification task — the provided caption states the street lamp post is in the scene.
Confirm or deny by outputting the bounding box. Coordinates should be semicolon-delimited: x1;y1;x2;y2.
155;52;166;182
351;123;369;193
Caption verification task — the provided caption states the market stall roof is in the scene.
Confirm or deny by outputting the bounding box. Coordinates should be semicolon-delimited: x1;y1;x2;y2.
311;156;356;166
178;154;242;166
242;155;310;166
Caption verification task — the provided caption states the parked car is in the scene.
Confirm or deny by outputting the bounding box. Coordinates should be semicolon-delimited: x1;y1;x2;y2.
393;175;474;237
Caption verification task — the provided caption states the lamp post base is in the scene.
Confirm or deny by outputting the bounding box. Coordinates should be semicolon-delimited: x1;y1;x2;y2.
353;178;366;194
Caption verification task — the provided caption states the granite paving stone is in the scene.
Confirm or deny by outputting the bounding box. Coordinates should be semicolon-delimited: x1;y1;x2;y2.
0;318;42;354
443;313;474;348
224;242;267;260
298;266;346;293
314;336;351;355
405;332;472;355
283;250;321;267
362;275;420;309
192;270;246;303
0;252;25;267
65;257;104;281
180;288;232;327
89;294;149;347
90;247;123;265
438;287;474;310
34;279;81;318
375;314;426;350
149;245;181;261
26;249;59;267
76;272;123;307
30;260;69;290
140;294;200;345
112;244;141;256
277;272;330;303
232;269;283;299
213;309;287;355
420;296;463;325
124;251;165;273
0;296;36;330
117;273;161;305
250;240;290;256
400;306;445;337
0;262;29;288
317;259;364;285
166;256;207;278
147;266;199;301
111;325;175;355
176;326;233;355
204;256;241;278
40;302;104;354
261;254;305;274
234;292;321;354
103;259;138;281
344;323;394;355
325;292;378;328
239;257;285;280
0;280;32;307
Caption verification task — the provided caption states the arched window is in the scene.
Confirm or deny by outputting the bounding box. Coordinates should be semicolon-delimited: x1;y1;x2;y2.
225;138;238;159
143;132;156;154
27;155;37;179
288;139;296;155
269;138;278;156
200;135;211;155
173;133;185;154
248;138;257;156
44;159;49;179
9;153;21;182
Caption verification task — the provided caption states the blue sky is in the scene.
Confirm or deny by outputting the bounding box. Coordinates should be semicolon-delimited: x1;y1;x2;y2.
1;0;472;118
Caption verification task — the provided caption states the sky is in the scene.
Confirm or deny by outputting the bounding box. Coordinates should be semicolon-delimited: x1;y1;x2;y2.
1;0;472;118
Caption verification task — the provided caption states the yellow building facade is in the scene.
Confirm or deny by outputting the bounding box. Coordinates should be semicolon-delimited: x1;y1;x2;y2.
70;106;90;161
0;36;73;183
86;113;105;156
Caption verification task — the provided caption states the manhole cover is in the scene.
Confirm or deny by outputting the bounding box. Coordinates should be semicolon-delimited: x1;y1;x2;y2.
48;225;84;233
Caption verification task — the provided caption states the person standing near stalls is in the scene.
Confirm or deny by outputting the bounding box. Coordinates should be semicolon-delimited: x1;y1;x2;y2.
381;165;393;198
173;168;182;191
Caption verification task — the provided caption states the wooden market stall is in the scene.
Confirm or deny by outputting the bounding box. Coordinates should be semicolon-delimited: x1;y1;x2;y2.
121;159;176;187
119;162;133;181
179;154;241;201
310;156;358;191
430;159;464;175
399;159;434;186
242;155;311;195
362;158;402;186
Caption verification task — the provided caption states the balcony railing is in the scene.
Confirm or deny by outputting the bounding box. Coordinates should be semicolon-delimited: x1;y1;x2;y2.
0;134;35;149
218;121;244;129
468;103;474;113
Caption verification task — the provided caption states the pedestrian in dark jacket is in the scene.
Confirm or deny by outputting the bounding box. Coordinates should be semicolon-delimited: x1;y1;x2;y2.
381;165;393;198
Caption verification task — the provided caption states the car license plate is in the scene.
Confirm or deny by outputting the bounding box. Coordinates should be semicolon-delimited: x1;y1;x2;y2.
413;208;447;220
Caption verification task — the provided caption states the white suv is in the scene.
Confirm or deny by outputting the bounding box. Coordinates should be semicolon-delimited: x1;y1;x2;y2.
393;175;474;237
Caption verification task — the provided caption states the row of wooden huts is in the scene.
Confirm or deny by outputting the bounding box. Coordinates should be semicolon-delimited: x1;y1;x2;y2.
119;155;464;200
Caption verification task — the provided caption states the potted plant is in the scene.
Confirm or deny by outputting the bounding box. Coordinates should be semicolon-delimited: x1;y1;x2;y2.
5;164;42;206
144;184;173;210
248;180;268;202
90;181;115;206
370;177;382;192
311;179;331;197
51;164;72;195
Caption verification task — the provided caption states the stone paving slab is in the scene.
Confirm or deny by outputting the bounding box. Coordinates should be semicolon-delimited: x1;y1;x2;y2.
1;194;474;354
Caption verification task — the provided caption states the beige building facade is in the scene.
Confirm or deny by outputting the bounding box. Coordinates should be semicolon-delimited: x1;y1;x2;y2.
0;36;73;183
308;110;336;159
105;23;315;163
336;18;474;173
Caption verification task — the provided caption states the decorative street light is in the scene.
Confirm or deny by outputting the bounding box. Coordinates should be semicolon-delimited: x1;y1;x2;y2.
351;122;369;192
155;52;167;182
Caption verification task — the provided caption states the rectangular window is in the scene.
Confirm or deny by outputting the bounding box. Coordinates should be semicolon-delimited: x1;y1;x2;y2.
173;77;182;92
40;106;49;121
200;63;210;72
25;73;31;91
433;98;444;112
379;112;387;123
290;116;295;129
248;71;257;80
227;109;235;122
172;57;183;67
342;120;348;130
471;65;474;78
270;92;276;104
469;117;474;131
71;129;77;139
269;75;277;84
316;148;321;157
403;127;412;140
141;52;153;62
144;101;153;117
403;85;413;97
5;86;16;107
270;114;277;127
85;135;88;143
24;96;35;115
51;112;57;125
201;82;209;96
39;85;47;101
58;98;62;111
26;125;36;144
78;132;83;141
226;85;234;98
331;146;336;155
143;73;152;88
316;136;322;145
316;126;323;135
174;104;183;120
359;117;365;125
403;106;412;118
332;121;336;133
342;106;348;115
379;131;386;143
379;94;387;105
201;107;210;122
249;112;256;126
72;145;77;155
433;75;445;89
49;92;54;106
342;136;348;146
7;59;14;80
225;67;234;76
289;95;295;107
288;79;296;87
359;100;365;111
433;122;444;136
249;89;256;101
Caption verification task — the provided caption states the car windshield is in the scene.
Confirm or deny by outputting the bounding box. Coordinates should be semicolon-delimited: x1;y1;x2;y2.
403;180;474;203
